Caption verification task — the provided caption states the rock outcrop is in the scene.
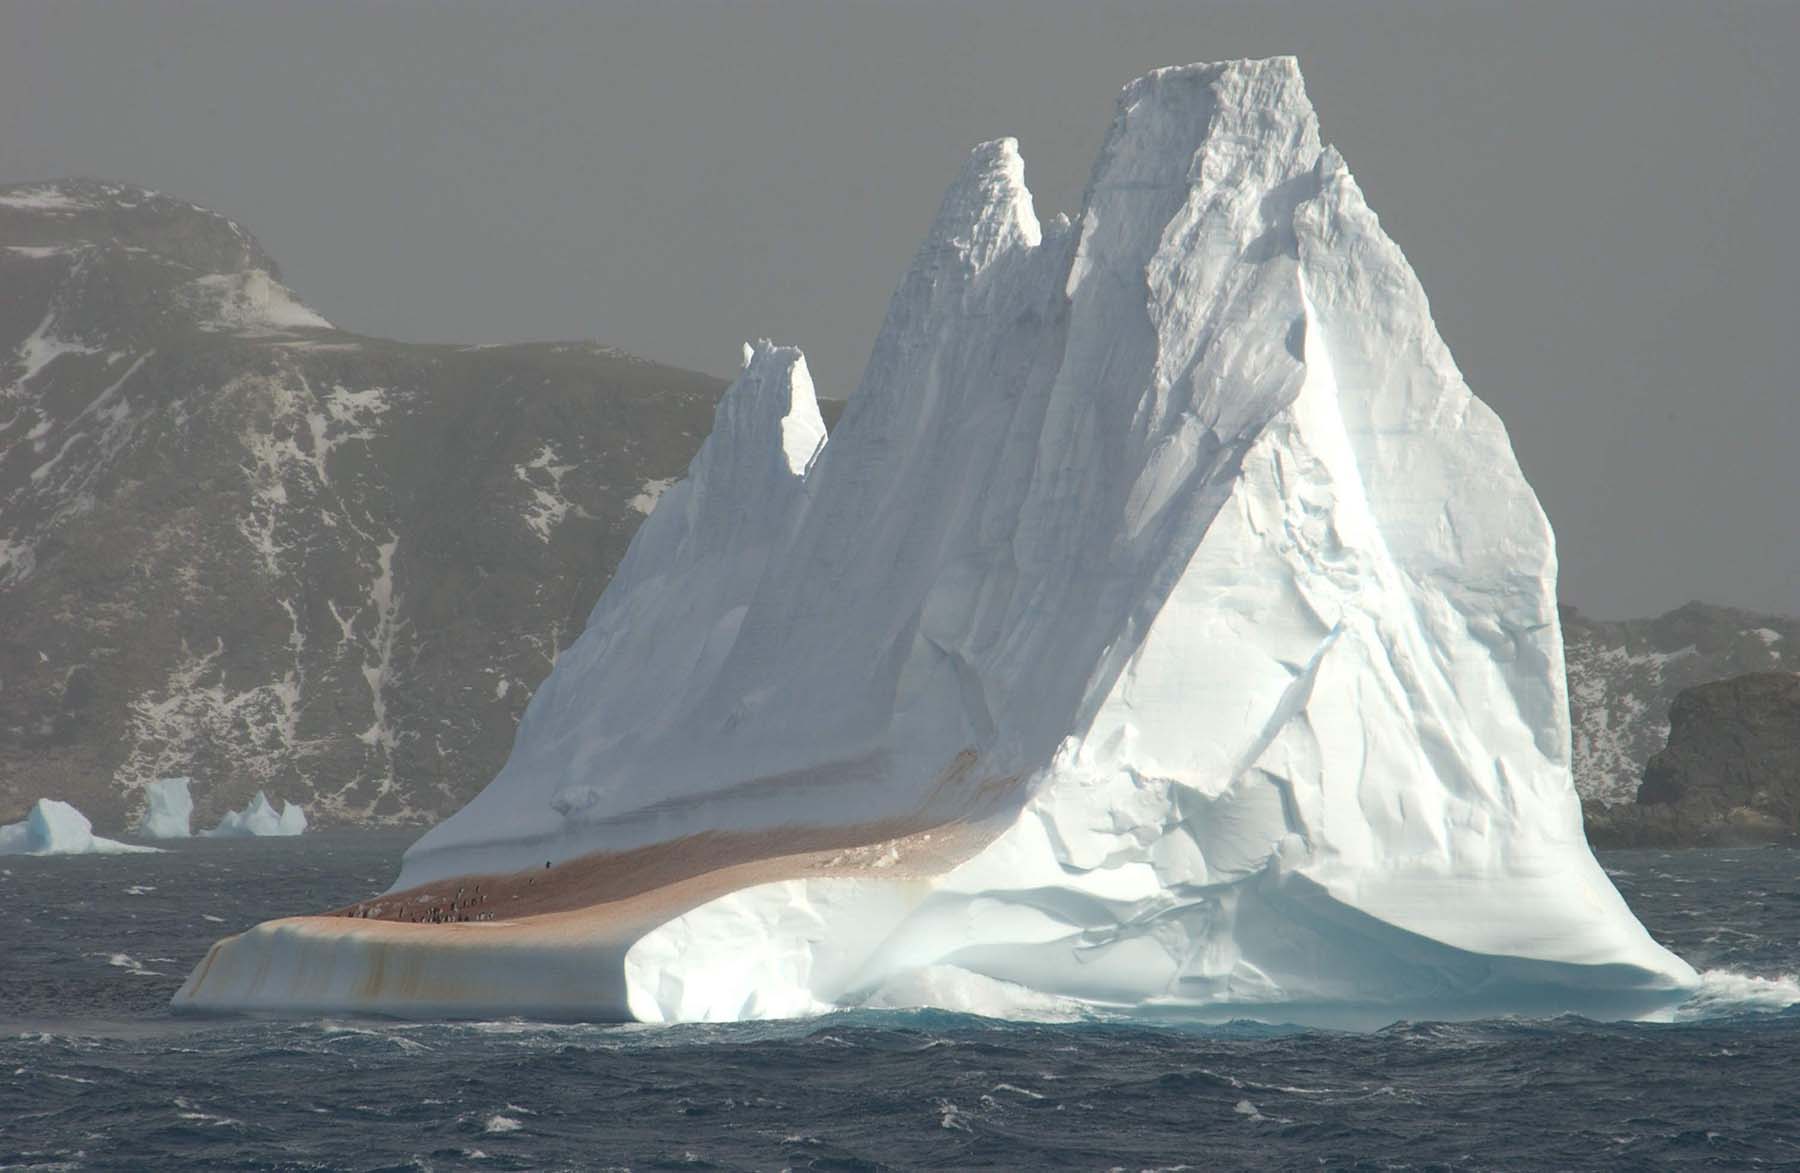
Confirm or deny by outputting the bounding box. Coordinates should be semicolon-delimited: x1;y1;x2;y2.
1586;671;1800;846
1563;602;1799;806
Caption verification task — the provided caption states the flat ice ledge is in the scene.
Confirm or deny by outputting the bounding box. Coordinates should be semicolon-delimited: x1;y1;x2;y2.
174;848;1695;1028
173;915;639;1020
171;906;1693;1030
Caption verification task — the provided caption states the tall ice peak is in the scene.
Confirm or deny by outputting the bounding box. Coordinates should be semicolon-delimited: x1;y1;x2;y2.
178;57;1700;1028
730;339;827;478
923;136;1042;266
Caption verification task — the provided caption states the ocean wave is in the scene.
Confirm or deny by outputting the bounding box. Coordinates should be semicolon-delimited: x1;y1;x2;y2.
1673;969;1800;1020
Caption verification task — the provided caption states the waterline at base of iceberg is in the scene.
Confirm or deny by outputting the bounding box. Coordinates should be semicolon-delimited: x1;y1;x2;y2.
175;820;1698;1028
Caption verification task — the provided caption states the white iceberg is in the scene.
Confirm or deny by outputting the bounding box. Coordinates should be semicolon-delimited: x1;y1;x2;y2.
204;792;307;838
177;58;1696;1025
137;777;195;839
0;799;160;856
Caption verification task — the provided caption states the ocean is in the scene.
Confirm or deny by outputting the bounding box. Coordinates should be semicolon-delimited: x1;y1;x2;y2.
2;832;1796;1170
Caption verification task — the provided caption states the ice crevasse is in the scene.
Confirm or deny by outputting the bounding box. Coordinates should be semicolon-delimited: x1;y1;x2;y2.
178;57;1697;1025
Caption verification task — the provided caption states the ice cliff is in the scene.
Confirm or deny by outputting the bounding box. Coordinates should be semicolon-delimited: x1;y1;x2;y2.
181;57;1696;1024
137;778;194;839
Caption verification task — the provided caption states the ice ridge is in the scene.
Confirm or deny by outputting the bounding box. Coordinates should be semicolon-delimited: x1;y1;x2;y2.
402;339;829;876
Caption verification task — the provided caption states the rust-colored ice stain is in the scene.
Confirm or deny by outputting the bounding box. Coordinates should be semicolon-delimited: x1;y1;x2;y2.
179;753;1021;1012
331;762;1012;929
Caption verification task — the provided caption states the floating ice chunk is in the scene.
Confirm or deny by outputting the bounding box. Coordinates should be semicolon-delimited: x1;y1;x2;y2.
204;792;307;838
137;777;195;839
0;799;160;856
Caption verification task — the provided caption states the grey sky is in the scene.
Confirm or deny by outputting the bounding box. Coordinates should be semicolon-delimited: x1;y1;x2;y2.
3;1;1794;619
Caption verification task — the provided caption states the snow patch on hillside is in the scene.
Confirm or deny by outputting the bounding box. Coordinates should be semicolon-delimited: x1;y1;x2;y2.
351;538;406;806
189;270;332;334
0;537;36;588
233;371;392;574
10;309;103;396
26;353;148;496
514;444;580;541
118;639;313;805
0;187;89;213
306;385;392;487
5;245;77;259
628;478;674;516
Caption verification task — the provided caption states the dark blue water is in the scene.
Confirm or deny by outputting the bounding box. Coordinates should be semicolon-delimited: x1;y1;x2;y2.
2;834;1797;1170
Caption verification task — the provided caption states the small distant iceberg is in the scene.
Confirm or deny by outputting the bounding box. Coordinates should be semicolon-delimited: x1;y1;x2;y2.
204;792;307;838
137;777;195;839
0;799;161;856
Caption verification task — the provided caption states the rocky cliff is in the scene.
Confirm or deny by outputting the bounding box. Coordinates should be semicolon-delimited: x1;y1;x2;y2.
1587;672;1800;846
1564;602;1799;805
0;180;726;829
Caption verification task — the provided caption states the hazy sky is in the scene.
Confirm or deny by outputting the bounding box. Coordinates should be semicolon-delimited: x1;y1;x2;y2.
3;1;1794;619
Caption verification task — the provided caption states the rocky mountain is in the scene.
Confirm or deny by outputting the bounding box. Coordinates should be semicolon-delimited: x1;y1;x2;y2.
0;179;728;830
1586;671;1800;846
1564;602;1799;805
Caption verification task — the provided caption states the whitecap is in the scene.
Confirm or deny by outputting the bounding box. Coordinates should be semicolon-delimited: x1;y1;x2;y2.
990;1082;1044;1100
1672;969;1800;1020
174;1097;242;1128
101;952;164;977
936;1098;973;1132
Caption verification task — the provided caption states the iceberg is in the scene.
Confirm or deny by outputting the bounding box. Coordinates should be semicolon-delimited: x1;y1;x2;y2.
0;799;160;856
177;57;1696;1025
137;777;196;839
204;791;307;838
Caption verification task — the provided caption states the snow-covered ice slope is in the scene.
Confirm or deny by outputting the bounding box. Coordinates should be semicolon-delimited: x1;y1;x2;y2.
401;340;827;877
184;58;1695;1024
0;798;159;855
